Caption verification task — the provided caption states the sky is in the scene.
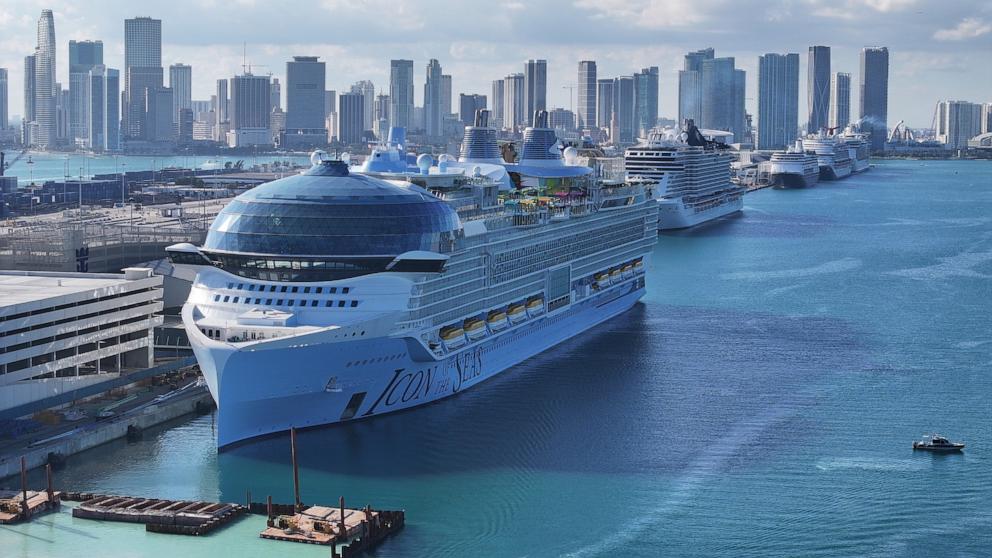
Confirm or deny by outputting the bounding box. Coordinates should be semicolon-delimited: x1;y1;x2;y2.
1;0;990;129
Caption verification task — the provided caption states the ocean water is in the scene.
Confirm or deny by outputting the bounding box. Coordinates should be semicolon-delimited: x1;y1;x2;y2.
3;159;991;557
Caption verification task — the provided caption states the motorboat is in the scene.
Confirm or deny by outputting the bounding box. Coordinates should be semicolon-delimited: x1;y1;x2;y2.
912;433;964;452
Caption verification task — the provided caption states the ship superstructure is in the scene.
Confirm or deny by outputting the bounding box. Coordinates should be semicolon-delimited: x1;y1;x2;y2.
836;126;870;173
765;141;821;188
801;133;853;180
170;110;658;447
624;125;744;229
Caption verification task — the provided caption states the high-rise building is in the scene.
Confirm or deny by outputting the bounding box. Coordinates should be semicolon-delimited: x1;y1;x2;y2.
490;79;505;129
169;63;192;126
549;108;575;132
983;103;992;135
459;94;487;126
503;73;525;131
757;53;799;150
937;100;983;149
56;84;70;142
633;66;659;138
270;77;280;111
524;59;547;126
228;73;271;147
33;9;57;148
859;46;889;152
612;76;635;143
69;40;103;140
577;61;597;131
350;80;375;131
324;90;336;121
424;59;444;139
23;55;36;125
373;93;389;138
441;75;452;116
678;48;713;125
284;56;326;147
124;17;163;141
214;78;228;141
734;70;747;144
144;86;174;142
389;59;414;129
807;46;830;134
0;68;7;130
87;65;120;151
829;72;851;130
699;55;746;142
337;92;364;144
597;78;613;129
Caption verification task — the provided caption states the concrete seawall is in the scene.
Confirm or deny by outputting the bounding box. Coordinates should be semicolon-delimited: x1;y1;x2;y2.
0;387;213;480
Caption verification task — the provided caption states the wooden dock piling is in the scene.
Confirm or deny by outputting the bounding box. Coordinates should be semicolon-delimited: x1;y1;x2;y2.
291;427;301;513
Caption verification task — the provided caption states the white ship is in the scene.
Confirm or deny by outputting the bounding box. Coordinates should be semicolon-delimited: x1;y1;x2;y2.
836;127;870;173
801;133;853;180
168;110;658;448
625;123;744;229
765;141;820;188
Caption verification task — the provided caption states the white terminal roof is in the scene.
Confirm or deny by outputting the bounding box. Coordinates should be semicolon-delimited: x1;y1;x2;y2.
0;269;153;310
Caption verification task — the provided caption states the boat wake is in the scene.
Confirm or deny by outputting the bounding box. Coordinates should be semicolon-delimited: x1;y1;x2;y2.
720;258;862;281
814;457;923;473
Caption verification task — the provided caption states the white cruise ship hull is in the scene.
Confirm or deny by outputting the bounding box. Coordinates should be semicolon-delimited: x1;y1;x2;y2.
657;195;743;230
771;171;819;189
188;277;646;448
820;162;852;181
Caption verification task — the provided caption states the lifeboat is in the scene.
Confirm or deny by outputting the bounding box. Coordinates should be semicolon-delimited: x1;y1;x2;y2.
621;264;634;279
507;303;527;324
487;310;509;332
633;258;645;273
594;272;610;289
464;317;488;341
609;268;622;284
526;296;545;317
439;325;467;350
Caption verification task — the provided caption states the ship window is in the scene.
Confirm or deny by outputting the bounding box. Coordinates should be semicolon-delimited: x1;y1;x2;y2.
233;297;239;303
303;287;311;293
291;287;299;293
269;285;277;292
342;287;350;294
249;284;256;291
311;300;318;307
227;283;234;289
213;295;220;302
223;296;230;302
276;299;283;305
238;283;244;290
326;300;333;307
280;286;288;293
351;301;359;308
340;392;366;420
329;287;337;294
266;299;273;305
338;301;346;308
287;300;294;307
315;287;323;294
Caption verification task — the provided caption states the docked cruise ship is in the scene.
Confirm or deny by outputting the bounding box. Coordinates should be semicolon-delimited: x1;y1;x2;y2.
766;141;820;188
625;123;744;229
168;111;658;448
836;127;870;173
801;133;853;180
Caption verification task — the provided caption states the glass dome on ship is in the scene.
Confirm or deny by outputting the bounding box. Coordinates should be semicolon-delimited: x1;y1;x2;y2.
192;156;461;282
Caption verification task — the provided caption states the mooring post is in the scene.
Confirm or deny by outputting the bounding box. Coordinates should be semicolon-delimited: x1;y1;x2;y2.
46;463;54;501
364;505;373;538
266;495;273;519
338;495;346;535
291;427;301;512
246;488;251;509
20;456;29;518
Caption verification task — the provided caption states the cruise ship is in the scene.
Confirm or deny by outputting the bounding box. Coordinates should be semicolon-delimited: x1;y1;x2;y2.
168;110;658;448
765;141;820;188
836;127;870;173
625;122;744;229
801;133;853;180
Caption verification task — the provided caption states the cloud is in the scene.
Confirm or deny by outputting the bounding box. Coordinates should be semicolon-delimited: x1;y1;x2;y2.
809;0;917;19
573;0;718;29
933;17;992;41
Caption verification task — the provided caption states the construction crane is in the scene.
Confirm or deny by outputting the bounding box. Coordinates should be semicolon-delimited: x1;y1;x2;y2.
0;149;29;176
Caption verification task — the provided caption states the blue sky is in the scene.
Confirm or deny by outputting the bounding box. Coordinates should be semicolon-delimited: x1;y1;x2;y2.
1;0;990;128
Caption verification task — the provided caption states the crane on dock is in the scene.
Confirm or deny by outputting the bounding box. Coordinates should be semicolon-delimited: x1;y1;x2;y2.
0;149;30;176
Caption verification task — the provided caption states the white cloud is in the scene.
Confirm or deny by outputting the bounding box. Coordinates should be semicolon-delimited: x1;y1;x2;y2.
572;0;719;29
933;17;992;41
808;0;916;19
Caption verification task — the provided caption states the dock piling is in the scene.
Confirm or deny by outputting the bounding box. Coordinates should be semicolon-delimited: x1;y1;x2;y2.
46;464;54;501
20;456;29;518
338;496;346;535
291;427;301;513
267;495;273;519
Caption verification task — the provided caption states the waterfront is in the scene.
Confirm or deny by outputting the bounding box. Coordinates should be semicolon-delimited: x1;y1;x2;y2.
3;159;991;556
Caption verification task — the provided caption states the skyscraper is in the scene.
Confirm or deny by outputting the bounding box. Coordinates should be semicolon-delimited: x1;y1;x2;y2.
350;80;375;131
524;59;547;126
859;46;889;152
169;63;192;125
284;56;327;147
144;86;174;142
424;59;444;139
124;17;163;140
633;66;659;138
597;79;613;129
612;76;635;143
0;68;7;130
490;79;505;129
215;78;228;141
33;9;57;148
678;48;713;125
577;61;597;131
373;93;389;138
503;73;525;131
228;73;271;147
829;72;851;129
87;65;120;151
389;59;414;129
459;94;487;126
757;53;799;149
441;75;452;117
69;40;103;140
698;54;746;142
936;100;983;149
337;92;364;144
807;46;830;133
270;78;280;111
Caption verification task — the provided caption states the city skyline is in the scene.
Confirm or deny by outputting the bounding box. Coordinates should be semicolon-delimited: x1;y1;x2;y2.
0;1;989;129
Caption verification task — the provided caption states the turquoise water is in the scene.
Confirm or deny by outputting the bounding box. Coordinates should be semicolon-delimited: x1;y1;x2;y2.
3;159;991;557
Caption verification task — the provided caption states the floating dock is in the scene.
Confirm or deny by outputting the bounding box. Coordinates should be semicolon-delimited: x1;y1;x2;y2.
258;497;405;553
0;460;61;524
66;492;247;535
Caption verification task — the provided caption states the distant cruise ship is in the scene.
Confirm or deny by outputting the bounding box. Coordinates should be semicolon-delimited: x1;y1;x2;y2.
169;111;658;448
836;127;870;173
766;141;820;188
625;123;744;229
801;133;853;180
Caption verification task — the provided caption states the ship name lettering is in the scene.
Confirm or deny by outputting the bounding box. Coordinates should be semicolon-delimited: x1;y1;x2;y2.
362;366;438;416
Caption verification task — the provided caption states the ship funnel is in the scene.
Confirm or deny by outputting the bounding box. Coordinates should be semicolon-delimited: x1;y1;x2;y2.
474;109;491;128
532;110;549;129
387;126;406;149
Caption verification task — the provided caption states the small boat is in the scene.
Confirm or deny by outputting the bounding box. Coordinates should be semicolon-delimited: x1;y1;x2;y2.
594;272;610;289
525;296;545;317
439;325;466;350
464;317;488;341
609;268;621;284
487;310;508;332
621;264;634;279
912;433;965;452
633;258;645;273
507;303;527;324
